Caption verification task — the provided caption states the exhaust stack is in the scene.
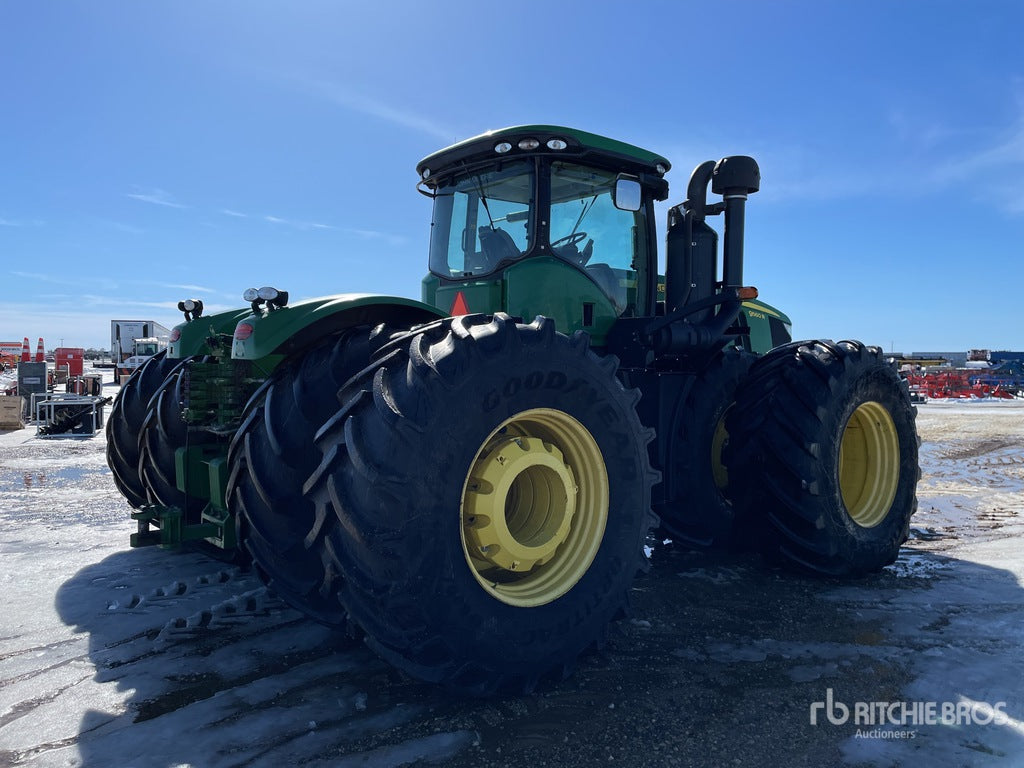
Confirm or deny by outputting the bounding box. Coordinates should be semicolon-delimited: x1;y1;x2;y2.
712;155;760;291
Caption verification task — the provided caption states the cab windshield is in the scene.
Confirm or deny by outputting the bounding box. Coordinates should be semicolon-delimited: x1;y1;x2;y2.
428;160;534;278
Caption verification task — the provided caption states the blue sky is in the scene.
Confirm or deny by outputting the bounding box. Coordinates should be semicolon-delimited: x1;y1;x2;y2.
2;1;1022;353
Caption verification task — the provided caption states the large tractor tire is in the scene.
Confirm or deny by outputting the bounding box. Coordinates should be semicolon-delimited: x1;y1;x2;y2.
106;351;180;509
304;313;658;695
658;347;755;546
725;340;919;577
138;359;203;521
226;326;388;628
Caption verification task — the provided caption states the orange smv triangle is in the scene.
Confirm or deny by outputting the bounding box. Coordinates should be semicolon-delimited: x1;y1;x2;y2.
450;291;470;316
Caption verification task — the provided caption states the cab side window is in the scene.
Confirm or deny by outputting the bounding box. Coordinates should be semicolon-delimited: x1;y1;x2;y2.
549;162;643;313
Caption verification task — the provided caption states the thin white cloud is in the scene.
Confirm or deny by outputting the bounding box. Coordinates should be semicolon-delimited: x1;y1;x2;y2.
104;221;145;234
80;292;227;313
126;188;188;209
925;115;1024;215
344;227;406;247
37;292;75;300
9;271;212;296
661;105;1024;214
0;217;44;227
160;283;217;294
80;294;183;310
308;80;455;141
9;270;120;289
221;209;248;218
265;214;335;231
887;109;955;151
930;121;1024;184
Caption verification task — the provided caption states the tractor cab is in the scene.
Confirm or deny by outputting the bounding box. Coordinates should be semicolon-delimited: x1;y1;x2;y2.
418;126;670;345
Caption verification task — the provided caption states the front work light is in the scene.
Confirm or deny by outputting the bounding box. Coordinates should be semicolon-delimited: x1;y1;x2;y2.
244;286;289;312
177;298;204;322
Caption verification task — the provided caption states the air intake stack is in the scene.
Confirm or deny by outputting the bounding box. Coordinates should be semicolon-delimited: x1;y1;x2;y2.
665;156;759;316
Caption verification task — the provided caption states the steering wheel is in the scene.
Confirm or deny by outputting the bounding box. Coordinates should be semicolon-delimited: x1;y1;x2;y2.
552;231;594;266
551;231;588;249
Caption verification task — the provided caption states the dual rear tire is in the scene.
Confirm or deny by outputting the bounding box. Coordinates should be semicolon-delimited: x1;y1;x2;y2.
657;347;755;546
725;340;920;576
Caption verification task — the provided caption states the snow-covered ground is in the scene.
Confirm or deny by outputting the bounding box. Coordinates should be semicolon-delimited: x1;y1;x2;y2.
1;370;1022;767
838;400;1024;765
0;367;475;767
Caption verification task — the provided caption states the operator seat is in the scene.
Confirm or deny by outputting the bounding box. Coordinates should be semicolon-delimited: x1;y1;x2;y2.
585;263;625;312
478;226;520;269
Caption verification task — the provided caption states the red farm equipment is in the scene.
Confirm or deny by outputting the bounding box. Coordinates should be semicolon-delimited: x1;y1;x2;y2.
905;369;1017;400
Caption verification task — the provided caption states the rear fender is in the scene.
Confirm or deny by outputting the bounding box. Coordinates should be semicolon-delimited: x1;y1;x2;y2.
231;293;447;360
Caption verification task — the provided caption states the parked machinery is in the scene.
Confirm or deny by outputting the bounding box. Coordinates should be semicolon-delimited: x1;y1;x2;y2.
107;126;919;693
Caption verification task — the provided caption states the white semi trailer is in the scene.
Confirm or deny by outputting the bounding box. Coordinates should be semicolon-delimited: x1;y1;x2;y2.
111;320;171;377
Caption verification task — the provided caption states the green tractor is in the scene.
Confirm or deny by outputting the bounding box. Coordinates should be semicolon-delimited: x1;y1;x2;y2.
106;126;919;693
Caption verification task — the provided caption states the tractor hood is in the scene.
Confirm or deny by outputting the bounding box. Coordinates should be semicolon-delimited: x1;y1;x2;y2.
231;293;446;360
168;308;253;360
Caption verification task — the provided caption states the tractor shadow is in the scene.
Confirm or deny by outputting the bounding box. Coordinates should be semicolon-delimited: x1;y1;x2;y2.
52;540;1024;767
52;545;430;767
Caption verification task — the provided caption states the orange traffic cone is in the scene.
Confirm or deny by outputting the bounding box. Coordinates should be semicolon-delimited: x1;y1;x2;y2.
20;337;30;362
34;338;45;363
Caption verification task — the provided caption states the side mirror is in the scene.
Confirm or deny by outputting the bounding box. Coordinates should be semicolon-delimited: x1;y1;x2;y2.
613;177;642;211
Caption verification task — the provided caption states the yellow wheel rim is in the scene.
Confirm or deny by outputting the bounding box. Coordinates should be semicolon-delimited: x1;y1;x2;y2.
460;408;608;607
838;401;900;528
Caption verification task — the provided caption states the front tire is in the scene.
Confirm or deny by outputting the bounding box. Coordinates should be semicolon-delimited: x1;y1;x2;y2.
138;358;203;520
227;327;387;627
306;314;657;694
106;351;179;508
726;340;920;576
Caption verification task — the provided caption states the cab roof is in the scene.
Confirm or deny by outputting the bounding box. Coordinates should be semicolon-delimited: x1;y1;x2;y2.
416;125;671;182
